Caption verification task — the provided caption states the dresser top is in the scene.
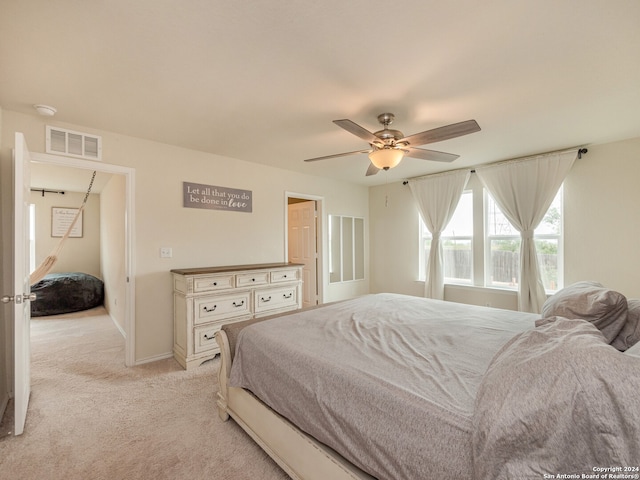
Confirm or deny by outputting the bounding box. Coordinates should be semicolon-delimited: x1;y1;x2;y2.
171;262;303;276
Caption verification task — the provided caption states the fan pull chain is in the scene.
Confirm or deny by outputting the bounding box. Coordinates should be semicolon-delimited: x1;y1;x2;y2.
384;170;390;208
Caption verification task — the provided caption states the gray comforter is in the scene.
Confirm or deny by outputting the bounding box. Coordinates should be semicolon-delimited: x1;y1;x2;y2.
229;293;538;479
229;293;640;479
473;316;640;479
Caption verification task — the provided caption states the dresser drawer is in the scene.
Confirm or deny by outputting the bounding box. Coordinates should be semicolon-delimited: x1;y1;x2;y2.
173;264;302;369
194;323;220;354
254;286;299;314
270;269;299;283
236;272;269;288
194;292;251;324
193;274;235;293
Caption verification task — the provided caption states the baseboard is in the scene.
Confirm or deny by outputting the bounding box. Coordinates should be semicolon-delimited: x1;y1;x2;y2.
134;352;174;366
108;312;126;339
0;393;9;423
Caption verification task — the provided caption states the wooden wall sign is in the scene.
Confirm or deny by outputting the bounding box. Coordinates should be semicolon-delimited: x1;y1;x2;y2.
183;181;252;213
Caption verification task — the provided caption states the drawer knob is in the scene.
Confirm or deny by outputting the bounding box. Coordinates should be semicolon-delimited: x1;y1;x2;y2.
203;333;215;341
203;305;217;313
251;278;256;282
261;296;272;303
232;300;245;308
283;293;292;299
212;282;217;286
283;274;287;278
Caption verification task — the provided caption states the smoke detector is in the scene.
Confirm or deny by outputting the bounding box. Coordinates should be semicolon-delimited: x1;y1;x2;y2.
34;104;57;116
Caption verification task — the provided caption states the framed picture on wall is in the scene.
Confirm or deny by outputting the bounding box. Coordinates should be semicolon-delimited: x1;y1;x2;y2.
51;207;83;238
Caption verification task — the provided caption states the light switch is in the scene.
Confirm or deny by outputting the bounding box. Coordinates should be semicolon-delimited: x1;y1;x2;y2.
160;247;172;258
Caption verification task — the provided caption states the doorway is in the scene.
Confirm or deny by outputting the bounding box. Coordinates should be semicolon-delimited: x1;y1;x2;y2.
285;193;323;307
30;152;135;366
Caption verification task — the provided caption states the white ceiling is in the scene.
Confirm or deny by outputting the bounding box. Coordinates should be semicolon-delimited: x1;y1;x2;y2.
2;0;640;187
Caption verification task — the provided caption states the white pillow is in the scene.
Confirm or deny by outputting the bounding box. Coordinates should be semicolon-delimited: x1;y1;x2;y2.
541;281;627;344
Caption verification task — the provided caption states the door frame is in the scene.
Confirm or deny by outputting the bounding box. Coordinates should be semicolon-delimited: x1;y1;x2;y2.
30;152;136;367
284;192;323;305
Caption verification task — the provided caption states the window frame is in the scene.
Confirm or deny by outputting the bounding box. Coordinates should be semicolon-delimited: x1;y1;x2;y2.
329;214;365;284
418;190;474;285
483;189;564;293
418;179;565;294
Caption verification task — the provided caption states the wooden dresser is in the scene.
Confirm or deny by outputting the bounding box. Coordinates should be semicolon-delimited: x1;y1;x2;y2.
171;262;303;369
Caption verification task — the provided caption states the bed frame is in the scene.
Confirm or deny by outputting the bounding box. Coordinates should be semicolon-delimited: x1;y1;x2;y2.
215;328;374;480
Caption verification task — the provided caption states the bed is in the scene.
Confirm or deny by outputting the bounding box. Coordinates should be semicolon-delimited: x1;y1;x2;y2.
31;272;104;317
216;285;640;480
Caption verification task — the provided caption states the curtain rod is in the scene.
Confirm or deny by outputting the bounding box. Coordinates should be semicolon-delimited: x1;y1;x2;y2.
402;148;588;185
31;188;66;196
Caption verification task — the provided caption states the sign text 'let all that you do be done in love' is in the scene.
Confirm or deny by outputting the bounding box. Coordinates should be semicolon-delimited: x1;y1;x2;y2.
183;181;252;213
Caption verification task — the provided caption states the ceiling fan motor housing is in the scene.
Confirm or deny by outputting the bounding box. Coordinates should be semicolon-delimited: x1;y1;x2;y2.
373;128;404;146
373;113;406;147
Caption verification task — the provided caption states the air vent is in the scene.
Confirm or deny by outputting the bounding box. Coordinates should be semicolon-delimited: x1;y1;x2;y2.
46;126;102;161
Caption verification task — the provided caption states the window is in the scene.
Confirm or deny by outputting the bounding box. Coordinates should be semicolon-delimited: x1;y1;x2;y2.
485;190;563;292
418;182;564;293
419;191;473;284
329;215;365;283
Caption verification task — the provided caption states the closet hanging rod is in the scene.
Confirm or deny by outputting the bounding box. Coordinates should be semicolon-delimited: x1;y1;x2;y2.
31;188;65;196
402;148;588;185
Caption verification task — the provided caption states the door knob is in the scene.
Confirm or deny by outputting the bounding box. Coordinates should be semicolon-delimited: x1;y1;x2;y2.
1;293;36;304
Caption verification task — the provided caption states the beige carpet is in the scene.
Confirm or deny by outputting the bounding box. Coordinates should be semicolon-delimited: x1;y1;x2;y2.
0;308;289;480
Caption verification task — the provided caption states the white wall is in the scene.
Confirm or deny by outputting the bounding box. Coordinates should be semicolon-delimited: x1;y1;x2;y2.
30;191;101;278
564;137;640;295
1;110;370;364
369;181;423;297
370;136;640;308
100;174;127;334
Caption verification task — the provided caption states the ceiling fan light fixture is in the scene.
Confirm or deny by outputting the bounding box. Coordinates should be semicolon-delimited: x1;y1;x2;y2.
369;148;404;170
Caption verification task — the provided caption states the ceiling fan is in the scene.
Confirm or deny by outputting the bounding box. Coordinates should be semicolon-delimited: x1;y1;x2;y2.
304;113;481;176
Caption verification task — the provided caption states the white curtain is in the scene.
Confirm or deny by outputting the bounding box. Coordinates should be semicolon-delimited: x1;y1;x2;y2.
409;169;470;300
475;150;578;313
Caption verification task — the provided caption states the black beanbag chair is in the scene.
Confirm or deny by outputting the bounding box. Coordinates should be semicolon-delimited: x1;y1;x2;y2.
31;272;104;317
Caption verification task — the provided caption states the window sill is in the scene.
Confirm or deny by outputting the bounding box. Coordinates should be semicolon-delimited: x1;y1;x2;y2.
416;280;557;296
445;283;518;296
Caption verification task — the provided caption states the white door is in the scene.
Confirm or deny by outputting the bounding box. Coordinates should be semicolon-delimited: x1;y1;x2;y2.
288;201;317;308
13;132;33;435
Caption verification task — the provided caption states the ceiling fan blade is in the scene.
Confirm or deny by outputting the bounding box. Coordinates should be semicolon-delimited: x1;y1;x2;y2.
365;163;380;176
333;119;381;145
303;149;371;162
405;147;459;163
399;120;481;147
